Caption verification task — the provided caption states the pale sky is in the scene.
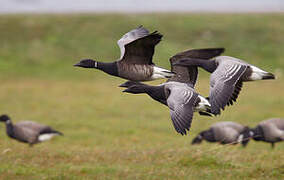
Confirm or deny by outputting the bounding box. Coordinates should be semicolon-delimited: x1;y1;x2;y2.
0;0;283;13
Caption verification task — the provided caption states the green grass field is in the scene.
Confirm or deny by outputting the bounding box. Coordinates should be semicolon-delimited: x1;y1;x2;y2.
0;14;283;179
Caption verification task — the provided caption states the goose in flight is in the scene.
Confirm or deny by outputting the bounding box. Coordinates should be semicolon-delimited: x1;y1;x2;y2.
74;26;174;81
174;54;275;115
120;48;224;135
0;114;63;146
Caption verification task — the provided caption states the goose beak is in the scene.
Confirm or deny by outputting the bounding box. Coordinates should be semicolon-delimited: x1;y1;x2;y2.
73;62;81;67
122;89;131;93
118;83;128;88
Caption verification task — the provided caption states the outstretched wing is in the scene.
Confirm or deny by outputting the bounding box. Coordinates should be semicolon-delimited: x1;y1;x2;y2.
168;48;225;87
172;48;225;60
119;29;162;64
166;86;198;135
117;26;149;59
210;62;247;115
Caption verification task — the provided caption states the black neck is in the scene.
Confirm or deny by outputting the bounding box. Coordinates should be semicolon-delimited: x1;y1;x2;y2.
181;58;217;73
252;126;265;141
195;59;217;73
146;85;167;106
126;84;167;106
240;127;251;146
201;129;216;142
97;62;118;77
5;120;14;138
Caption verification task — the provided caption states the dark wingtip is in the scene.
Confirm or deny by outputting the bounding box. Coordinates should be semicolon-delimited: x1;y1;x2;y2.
151;30;163;39
218;48;225;54
211;109;221;116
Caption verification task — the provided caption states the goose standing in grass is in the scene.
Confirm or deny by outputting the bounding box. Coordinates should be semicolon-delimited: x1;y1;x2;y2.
173;55;275;115
0;114;63;146
192;121;251;147
74;26;174;81
120;48;224;135
250;118;284;148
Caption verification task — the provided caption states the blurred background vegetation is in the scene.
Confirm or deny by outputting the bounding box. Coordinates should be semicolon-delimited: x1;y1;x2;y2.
0;14;283;179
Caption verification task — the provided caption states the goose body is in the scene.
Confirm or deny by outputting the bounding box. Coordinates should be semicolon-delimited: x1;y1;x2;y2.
74;26;174;81
192;121;251;146
0;115;63;146
174;54;275;115
122;80;210;135
120;48;224;135
250;118;284;148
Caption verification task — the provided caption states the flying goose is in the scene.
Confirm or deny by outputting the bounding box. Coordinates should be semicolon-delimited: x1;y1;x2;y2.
74;26;174;81
174;54;275;115
250;118;284;148
120;48;224;135
0;114;63;146
192;121;251;147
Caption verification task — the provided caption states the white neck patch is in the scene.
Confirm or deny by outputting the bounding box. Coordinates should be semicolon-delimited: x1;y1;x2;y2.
237;134;244;143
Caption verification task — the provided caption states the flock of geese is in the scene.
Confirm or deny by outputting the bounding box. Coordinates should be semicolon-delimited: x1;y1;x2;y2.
1;26;283;148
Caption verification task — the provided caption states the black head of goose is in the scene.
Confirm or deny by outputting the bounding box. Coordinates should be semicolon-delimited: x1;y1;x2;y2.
120;48;224;135
0;114;63;146
192;121;251;147
174;53;275;115
249;118;284;148
74;26;175;81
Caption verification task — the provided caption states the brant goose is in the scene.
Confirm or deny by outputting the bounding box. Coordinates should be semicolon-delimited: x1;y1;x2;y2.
120;48;224;135
174;54;275;115
74;26;174;81
192;121;251;147
0;114;63;146
250;118;284;148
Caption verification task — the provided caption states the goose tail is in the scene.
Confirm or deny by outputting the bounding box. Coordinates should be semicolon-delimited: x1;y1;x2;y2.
262;72;275;80
249;65;276;81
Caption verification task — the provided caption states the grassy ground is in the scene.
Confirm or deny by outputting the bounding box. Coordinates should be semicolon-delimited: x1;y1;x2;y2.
0;14;283;179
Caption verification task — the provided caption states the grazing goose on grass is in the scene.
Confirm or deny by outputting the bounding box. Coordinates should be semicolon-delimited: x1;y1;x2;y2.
0;114;63;146
174;55;275;115
74;26;174;81
120;48;224;135
250;118;284;148
192;121;251;147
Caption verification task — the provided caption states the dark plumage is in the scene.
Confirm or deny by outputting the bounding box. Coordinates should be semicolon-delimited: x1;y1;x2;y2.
74;26;174;81
192;121;251;147
174;53;275;115
0;114;63;146
250;118;284;148
120;48;224;135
